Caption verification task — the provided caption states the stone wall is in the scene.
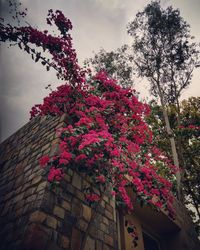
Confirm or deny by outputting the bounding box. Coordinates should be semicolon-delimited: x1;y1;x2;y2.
0;116;118;250
0;115;199;250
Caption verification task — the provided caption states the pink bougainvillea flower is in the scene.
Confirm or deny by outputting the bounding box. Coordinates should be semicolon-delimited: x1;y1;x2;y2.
85;193;100;202
39;155;50;167
75;154;87;162
48;167;64;182
96;175;106;183
60;151;72;161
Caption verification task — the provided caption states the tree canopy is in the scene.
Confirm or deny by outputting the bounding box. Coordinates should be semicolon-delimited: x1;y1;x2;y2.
84;45;134;88
127;0;199;104
126;1;200;198
147;97;200;234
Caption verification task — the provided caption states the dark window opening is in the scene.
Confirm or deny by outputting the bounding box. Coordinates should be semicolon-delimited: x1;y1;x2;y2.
143;231;160;250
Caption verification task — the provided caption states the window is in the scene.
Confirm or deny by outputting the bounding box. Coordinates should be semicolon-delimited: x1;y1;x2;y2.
143;231;160;250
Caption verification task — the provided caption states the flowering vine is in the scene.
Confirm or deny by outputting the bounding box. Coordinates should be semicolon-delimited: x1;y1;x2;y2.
30;70;176;218
0;6;85;83
0;4;177;247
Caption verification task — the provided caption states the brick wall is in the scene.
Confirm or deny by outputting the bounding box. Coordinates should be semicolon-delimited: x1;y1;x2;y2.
0;115;199;250
0;116;118;250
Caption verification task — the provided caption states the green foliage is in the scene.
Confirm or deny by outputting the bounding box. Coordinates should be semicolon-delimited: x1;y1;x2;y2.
127;1;199;104
147;97;200;235
84;45;135;88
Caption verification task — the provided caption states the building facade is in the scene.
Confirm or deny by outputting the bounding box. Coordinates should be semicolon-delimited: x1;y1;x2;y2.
0;116;199;250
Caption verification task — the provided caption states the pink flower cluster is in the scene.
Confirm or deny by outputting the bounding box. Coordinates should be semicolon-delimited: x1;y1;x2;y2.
46;9;73;36
119;186;133;211
1;9;176;216
39;155;50;167
96;175;106;183
0;9;85;85
35;70;175;216
59;151;72;165
47;167;64;182
85;193;100;202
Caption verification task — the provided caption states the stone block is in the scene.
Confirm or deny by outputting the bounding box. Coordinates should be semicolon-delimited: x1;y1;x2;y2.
14;192;24;203
32;175;42;185
15;186;22;195
60;235;70;249
103;195;109;203
72;199;82;217
60;190;72;202
104;234;114;247
64;174;71;183
46;215;57;229
21;182;30;192
109;199;115;208
89;226;98;238
71;228;83;250
53;206;65;219
103;244;110;250
97;230;104;241
36;181;47;192
76;189;85;201
78;219;88;232
49;143;59;157
24;164;32;173
105;210;113;220
28;173;37;182
62;201;71;211
40;192;55;213
103;217;109;225
100;223;107;233
29;211;47;223
68;168;73;176
24;187;36;198
59;114;67;123
101;200;106;208
41;143;50;152
105;204;113;213
82;205;91;222
66;183;76;195
72;172;82;190
26;194;37;203
14;164;24;176
84;236;95;250
96;240;103;250
14;175;24;188
15;199;25;210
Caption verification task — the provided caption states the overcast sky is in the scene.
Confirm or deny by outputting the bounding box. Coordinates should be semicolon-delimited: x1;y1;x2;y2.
0;0;200;142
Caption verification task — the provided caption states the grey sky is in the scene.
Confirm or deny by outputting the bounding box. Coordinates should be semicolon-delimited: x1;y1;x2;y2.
0;0;200;142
